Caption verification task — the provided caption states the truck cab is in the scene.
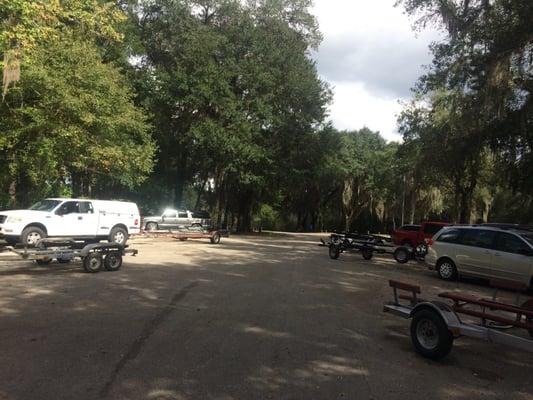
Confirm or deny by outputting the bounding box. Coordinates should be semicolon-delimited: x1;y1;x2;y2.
393;221;449;248
143;209;211;231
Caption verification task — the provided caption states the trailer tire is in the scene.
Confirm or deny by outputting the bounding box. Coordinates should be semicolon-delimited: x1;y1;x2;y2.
329;244;340;260
410;308;453;360
83;253;103;273
362;248;373;260
104;252;123;272
36;258;52;265
57;256;71;264
394;247;410;264
210;232;221;244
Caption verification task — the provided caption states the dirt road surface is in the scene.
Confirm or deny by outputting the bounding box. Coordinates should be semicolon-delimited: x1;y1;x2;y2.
0;233;531;400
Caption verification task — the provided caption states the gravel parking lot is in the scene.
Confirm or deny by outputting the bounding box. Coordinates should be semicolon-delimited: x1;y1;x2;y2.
0;233;531;400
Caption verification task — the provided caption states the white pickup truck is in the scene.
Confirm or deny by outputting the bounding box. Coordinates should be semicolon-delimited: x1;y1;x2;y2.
0;198;140;246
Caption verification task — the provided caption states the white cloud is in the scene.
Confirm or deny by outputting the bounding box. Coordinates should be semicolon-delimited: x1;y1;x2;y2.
312;0;442;140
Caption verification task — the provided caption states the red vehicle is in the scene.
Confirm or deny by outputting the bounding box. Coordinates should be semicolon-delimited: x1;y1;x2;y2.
392;221;450;247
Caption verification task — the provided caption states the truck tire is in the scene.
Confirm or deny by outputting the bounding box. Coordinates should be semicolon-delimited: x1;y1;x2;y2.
83;253;103;273
394;247;410;264
410;308;454;359
109;226;128;246
104;252;123;271
145;222;158;231
210;232;221;244
21;226;46;246
437;259;457;281
5;237;18;246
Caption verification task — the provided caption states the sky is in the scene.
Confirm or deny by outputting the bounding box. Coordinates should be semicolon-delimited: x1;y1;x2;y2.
311;0;441;142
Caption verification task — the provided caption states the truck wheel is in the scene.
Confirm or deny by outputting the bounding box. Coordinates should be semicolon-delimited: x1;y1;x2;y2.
145;222;158;231
362;248;373;260
104;252;123;271
210;232;221;244
410;308;454;359
83;253;103;273
437;259;457;281
21;226;46;247
329;244;340;260
394;247;410;264
109;227;128;246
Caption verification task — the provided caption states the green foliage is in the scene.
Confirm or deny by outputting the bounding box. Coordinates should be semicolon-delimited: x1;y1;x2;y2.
0;37;155;206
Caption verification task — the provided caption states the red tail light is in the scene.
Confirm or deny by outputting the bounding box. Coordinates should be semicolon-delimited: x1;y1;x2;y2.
427;239;434;247
134;219;139;226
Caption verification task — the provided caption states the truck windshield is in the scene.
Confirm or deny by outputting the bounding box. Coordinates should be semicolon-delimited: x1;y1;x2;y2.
29;200;62;211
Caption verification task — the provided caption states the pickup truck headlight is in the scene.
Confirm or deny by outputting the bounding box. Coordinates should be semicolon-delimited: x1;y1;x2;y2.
6;216;23;223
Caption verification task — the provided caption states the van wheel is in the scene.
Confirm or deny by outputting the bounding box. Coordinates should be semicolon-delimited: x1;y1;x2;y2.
83;253;103;273
437;259;457;281
21;226;46;247
410;308;454;359
109;227;128;246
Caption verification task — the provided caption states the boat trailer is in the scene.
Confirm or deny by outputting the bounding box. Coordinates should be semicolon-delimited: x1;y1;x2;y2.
141;226;228;244
9;238;137;273
321;232;426;263
383;279;533;359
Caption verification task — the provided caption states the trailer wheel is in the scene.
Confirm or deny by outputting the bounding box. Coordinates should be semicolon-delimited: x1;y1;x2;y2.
210;232;221;244
329;244;340;260
36;258;52;265
394;247;410;264
57;256;71;264
410;308;454;359
83;253;103;273
104;252;123;271
362;248;373;260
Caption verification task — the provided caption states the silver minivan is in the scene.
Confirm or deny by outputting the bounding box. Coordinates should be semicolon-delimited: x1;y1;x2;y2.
426;225;533;287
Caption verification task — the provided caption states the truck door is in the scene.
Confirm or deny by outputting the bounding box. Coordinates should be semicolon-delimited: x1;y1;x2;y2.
176;211;190;227
55;201;99;237
160;210;178;229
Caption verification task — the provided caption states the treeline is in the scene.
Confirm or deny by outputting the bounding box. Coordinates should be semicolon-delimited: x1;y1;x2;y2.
1;1;532;232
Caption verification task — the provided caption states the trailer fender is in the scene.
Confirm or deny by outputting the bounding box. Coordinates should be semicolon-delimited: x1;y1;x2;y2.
411;301;462;336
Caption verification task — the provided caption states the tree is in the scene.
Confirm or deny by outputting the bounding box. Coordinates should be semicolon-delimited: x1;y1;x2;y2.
0;37;155;207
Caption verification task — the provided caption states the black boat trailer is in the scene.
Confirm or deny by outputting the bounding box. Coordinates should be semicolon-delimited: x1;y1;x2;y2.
321;232;426;263
9;238;138;273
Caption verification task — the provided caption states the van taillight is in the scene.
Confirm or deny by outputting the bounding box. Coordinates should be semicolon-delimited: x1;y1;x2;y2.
134;219;139;226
